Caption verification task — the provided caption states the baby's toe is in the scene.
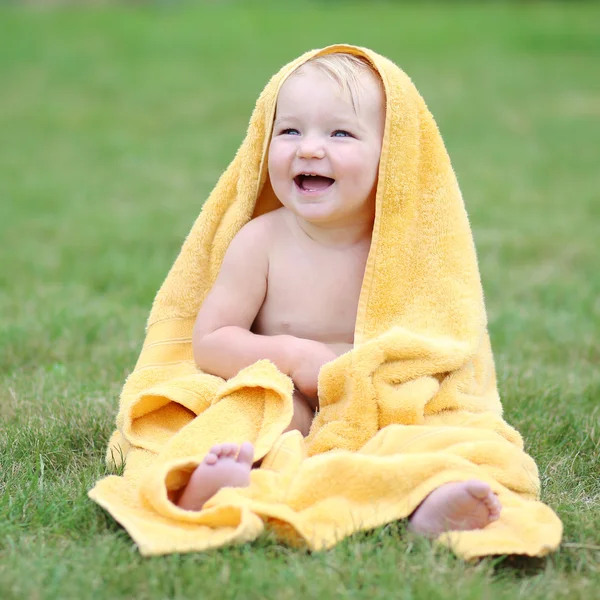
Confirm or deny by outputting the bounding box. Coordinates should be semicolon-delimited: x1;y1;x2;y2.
211;443;238;459
465;479;492;500
485;493;502;519
203;450;220;465
237;441;255;465
206;443;232;461
222;443;239;457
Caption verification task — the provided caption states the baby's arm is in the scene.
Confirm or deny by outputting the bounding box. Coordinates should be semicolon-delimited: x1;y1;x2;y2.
193;218;297;379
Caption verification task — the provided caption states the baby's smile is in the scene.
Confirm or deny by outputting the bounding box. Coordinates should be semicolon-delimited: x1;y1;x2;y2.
294;173;335;195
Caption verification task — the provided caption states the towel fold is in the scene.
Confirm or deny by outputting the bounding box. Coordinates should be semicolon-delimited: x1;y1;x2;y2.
89;44;562;558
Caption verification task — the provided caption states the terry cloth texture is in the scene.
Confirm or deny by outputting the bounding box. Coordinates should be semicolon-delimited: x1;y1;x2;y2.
89;45;562;559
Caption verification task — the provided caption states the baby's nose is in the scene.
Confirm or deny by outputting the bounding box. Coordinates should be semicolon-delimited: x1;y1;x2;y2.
296;137;325;159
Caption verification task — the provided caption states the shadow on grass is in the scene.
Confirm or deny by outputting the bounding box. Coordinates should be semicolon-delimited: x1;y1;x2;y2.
490;553;548;577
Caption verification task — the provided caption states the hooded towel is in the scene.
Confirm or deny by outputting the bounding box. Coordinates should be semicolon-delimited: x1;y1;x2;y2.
89;45;562;559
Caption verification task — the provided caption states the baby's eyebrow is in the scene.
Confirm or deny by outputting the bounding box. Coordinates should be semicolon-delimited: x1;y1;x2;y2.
274;116;360;128
273;116;295;127
332;117;360;128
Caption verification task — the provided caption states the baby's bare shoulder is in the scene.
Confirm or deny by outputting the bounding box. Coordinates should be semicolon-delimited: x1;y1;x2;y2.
231;210;280;248
217;211;285;283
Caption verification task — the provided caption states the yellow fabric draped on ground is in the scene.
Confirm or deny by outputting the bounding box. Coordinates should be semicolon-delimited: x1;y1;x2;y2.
88;45;562;559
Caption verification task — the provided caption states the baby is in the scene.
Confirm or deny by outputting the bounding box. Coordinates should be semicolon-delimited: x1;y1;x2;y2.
176;54;501;536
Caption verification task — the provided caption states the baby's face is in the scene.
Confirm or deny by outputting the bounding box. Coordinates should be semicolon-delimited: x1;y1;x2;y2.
268;63;385;228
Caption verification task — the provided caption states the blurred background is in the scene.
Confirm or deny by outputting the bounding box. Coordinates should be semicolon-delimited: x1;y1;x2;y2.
1;3;599;596
1;0;598;407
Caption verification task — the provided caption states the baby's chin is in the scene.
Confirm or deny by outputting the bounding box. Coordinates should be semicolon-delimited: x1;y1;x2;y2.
286;199;343;224
291;204;373;231
276;190;374;227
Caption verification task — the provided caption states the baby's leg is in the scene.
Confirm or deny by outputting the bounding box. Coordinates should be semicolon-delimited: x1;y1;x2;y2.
283;390;316;437
176;391;315;511
408;480;502;536
176;442;254;511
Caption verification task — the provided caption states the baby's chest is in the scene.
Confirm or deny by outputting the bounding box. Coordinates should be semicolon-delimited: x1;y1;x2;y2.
256;249;365;340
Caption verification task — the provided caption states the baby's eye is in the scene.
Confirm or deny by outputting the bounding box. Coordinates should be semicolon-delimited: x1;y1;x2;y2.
281;128;300;136
332;130;353;138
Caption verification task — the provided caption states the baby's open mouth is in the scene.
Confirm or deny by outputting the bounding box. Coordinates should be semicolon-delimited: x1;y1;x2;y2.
294;174;335;193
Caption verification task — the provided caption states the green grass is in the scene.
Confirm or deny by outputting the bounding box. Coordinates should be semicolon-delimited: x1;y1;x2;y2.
1;1;599;598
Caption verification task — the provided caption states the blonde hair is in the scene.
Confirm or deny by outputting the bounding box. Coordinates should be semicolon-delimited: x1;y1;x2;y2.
291;53;381;111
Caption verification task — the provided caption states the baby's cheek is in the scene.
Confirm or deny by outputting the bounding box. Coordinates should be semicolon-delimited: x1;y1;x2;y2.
346;156;377;186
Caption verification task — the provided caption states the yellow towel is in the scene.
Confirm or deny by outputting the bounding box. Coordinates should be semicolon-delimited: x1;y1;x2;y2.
89;44;562;559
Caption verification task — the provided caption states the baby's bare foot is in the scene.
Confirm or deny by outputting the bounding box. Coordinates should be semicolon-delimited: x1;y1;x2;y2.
176;442;255;511
409;479;501;537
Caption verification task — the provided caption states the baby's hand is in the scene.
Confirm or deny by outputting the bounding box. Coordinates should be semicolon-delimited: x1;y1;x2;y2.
288;339;337;402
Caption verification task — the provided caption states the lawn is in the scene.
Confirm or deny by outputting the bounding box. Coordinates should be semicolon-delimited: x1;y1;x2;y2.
1;1;598;598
